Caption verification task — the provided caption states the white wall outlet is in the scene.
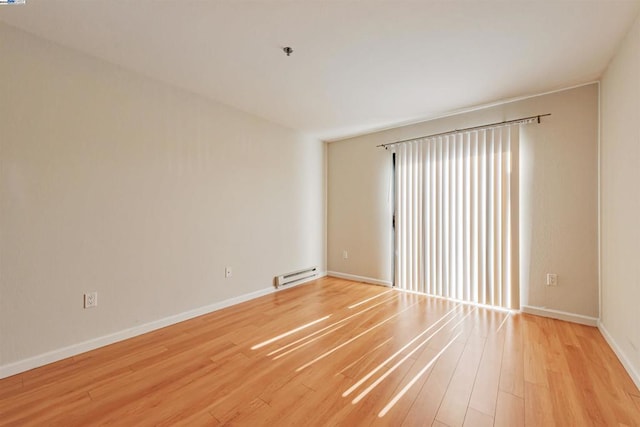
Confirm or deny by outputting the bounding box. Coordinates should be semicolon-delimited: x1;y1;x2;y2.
343;250;348;259
546;273;558;287
84;292;98;309
225;266;232;278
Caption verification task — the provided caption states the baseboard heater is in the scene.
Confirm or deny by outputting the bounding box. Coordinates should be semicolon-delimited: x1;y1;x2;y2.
275;266;318;288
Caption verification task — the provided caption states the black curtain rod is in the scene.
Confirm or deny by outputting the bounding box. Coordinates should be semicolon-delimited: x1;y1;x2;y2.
377;113;551;149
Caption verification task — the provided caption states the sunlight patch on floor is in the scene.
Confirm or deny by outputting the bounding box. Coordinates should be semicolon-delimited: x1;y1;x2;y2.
350;309;464;403
266;294;398;357
335;338;393;377
378;334;461;417
295;301;420;372
342;304;461;398
496;312;510;333
251;315;331;350
348;290;394;309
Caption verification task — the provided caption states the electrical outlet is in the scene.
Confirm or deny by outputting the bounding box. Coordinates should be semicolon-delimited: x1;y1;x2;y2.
225;266;232;278
84;292;98;309
546;273;558;287
343;250;348;259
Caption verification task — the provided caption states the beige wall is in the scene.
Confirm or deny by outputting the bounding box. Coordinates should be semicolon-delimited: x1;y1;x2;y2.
600;12;640;385
328;84;599;317
327;136;394;284
0;23;326;368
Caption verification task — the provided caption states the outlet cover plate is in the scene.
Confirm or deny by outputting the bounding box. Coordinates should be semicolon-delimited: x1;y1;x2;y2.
84;292;98;308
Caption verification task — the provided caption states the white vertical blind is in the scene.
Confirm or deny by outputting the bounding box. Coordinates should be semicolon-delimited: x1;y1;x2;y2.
394;125;519;309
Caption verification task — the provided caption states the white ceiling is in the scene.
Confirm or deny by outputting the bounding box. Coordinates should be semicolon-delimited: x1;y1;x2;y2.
1;1;639;141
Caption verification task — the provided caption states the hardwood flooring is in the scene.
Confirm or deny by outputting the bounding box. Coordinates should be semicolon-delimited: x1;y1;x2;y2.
1;277;639;426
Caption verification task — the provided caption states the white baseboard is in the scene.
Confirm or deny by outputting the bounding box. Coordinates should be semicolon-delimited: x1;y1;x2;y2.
598;321;640;391
0;272;325;380
520;305;599;326
327;271;392;287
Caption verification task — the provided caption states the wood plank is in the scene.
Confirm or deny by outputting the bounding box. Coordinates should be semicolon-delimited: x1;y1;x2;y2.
288;372;357;426
562;339;623;425
494;391;524;427
463;407;493;427
522;315;549;387
0;375;22;401
0;390;92;426
632;393;640;412
401;339;467;427
158;409;220;427
524;381;555;427
546;369;591;426
435;333;486;426
468;325;505;417
498;314;524;398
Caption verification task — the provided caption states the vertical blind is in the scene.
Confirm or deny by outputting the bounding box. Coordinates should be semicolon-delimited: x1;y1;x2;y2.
394;125;520;309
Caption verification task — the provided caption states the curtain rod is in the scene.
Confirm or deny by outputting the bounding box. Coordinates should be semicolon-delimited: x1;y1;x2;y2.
377;113;551;149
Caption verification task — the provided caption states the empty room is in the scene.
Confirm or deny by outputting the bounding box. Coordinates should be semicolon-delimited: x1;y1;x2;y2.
1;1;639;425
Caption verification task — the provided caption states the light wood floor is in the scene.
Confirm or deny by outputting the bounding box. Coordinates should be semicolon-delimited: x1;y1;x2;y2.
1;277;639;426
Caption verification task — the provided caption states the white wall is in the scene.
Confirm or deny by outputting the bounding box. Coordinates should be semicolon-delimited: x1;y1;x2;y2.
600;12;640;386
328;84;599;318
0;23;326;369
327;137;394;285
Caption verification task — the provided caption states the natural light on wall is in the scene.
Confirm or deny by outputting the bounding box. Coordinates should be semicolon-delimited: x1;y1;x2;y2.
392;123;531;309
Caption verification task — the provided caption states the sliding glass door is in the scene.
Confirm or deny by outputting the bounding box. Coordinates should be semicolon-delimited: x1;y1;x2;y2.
393;126;519;309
